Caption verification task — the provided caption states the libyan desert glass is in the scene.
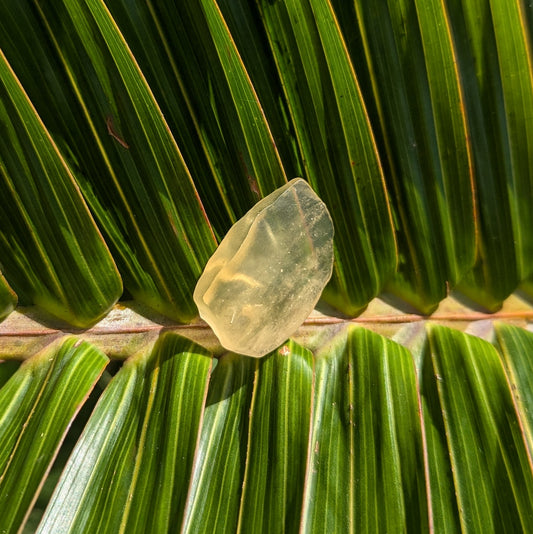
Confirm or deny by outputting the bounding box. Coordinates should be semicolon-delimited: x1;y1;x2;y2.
193;178;334;357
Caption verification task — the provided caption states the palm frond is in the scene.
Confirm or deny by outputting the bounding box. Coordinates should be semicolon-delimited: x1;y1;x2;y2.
1;0;533;532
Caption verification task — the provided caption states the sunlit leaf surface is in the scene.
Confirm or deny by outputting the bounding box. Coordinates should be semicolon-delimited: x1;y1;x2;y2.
37;334;212;533
0;49;121;326
452;0;533;309
0;338;108;533
257;0;396;315
351;0;475;313
31;0;218;322
237;343;312;533
0;1;532;532
108;1;288;236
427;325;533;532
0;315;529;532
0;273;16;322
302;326;428;533
495;323;533;457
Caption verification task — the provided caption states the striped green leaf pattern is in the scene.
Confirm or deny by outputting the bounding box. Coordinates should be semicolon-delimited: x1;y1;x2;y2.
0;273;16;321
12;325;530;532
0;49;121;326
0;0;531;321
0;1;532;532
0;338;108;533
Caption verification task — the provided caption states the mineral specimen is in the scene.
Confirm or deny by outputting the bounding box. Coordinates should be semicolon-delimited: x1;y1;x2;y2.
193;178;334;357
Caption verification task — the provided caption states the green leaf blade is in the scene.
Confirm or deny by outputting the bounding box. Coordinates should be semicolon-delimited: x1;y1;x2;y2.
121;335;213;532
237;342;313;533
217;0;304;183
141;1;288;235
428;325;533;532
257;0;396;316
353;0;475;313
0;49;122;327
450;0;533;309
419;336;462;534
199;0;288;195
489;0;533;283
0;338;108;534
97;2;231;237
33;0;217;322
301;326;428;533
182;353;256;533
495;322;533;458
37;333;212;534
0;272;16;321
413;0;476;281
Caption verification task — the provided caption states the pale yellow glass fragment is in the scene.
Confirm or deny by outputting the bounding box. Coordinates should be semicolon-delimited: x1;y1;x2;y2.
194;178;334;358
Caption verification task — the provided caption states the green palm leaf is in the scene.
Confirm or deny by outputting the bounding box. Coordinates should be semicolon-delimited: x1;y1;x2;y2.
0;273;16;321
302;326;428;533
37;334;211;533
351;0;475;313
257;0;396;315
237;342;312;533
0;338;108;533
0;49;121;326
10;323;531;532
107;1;289;234
34;0;218;322
427;325;533;532
452;0;533;309
496;323;533;455
0;0;533;532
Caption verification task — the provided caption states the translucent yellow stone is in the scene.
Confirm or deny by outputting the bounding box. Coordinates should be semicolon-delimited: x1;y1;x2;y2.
194;178;334;357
